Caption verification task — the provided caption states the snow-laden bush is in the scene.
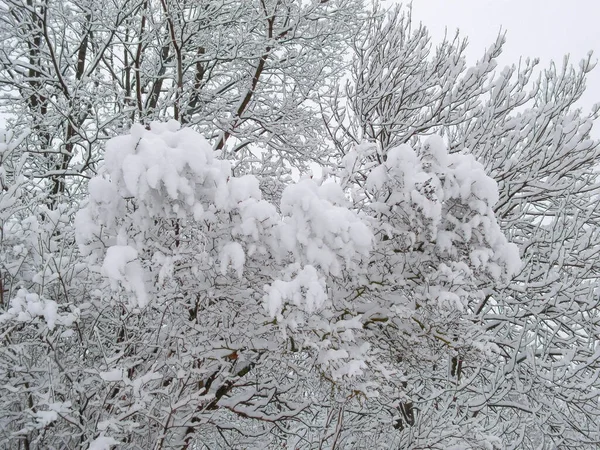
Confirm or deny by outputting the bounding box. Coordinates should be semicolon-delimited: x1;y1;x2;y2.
0;120;518;448
10;121;513;448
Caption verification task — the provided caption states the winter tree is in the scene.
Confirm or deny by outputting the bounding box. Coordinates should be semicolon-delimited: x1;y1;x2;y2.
325;5;600;448
0;117;519;448
0;0;363;203
0;1;599;449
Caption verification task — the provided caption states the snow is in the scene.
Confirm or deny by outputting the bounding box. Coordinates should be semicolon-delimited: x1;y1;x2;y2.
0;289;65;330
279;179;372;275
102;246;148;308
88;177;118;204
220;242;246;278
102;121;231;219
223;174;262;207
362;136;521;279
88;435;119;450
99;369;123;382
421;134;448;172
102;246;138;282
131;371;162;398
34;410;58;427
235;199;278;241
264;265;328;317
43;299;58;330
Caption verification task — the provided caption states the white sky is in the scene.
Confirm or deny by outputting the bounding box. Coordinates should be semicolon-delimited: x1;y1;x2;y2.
404;0;600;113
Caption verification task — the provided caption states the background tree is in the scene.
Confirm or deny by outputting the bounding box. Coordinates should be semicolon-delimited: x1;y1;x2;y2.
332;5;600;448
0;0;363;205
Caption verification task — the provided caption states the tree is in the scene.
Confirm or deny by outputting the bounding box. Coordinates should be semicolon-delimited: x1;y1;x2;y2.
1;118;517;448
332;5;600;448
0;0;363;205
1;1;599;449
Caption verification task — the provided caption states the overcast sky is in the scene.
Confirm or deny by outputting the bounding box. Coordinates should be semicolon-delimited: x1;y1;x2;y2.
404;0;599;113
